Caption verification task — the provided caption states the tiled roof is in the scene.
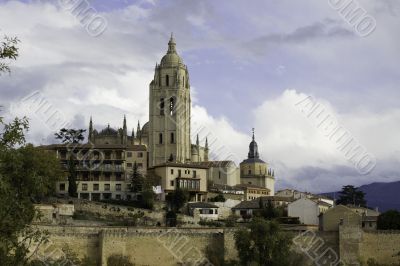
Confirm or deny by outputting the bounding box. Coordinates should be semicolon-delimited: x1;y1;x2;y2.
235;184;271;191
188;202;218;209
194;161;237;168
232;200;260;210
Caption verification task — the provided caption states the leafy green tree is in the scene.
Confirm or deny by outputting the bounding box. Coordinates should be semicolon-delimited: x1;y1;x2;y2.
55;128;86;144
336;185;366;207
0;117;63;265
0;35;19;74
377;210;400;230
55;128;86;197
234;218;293;266
166;188;189;212
205;236;225;266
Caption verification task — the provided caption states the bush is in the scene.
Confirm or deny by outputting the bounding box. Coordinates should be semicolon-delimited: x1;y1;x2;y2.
107;254;134;266
209;193;226;202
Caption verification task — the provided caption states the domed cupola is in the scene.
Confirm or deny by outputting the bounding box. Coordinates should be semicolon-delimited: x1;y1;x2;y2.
160;33;183;67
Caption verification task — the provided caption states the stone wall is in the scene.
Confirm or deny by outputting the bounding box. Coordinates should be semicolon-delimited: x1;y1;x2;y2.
339;226;400;265
33;225;238;266
359;230;400;265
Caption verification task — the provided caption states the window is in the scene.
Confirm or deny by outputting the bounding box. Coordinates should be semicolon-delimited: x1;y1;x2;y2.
105;152;111;160
116;173;122;181
127;152;132;158
116;184;122;191
169;97;175;115
170;180;174;186
104;184;110;191
116;194;121;200
82;172;89;181
160;98;165;115
115;164;122;171
170;132;175;143
93;184;99;191
159;133;163;144
82;183;88;191
248;170;251;175
138;152;143;158
178;169;181;177
182;76;185;87
93;173;100;181
193;170;197;178
127;163;132;168
166;75;169;86
170;169;174;174
104;173;111;181
59;183;66;191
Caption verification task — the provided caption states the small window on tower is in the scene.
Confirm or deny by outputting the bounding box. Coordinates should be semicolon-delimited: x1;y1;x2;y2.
182;76;185;87
169;97;175;115
159;133;163;144
171;132;175;143
160;98;165;115
166;75;169;86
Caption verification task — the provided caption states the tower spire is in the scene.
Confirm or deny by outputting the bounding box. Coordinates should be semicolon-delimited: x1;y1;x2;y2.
168;32;177;54
88;116;93;143
196;134;199;146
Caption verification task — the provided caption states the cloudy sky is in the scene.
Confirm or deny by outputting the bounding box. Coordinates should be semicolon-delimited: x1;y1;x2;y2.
0;0;399;193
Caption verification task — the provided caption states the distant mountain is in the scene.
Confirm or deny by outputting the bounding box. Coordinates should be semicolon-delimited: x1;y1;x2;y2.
323;181;400;212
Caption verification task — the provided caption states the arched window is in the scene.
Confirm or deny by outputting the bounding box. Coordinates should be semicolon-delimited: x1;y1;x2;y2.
160;98;164;115
166;75;169;86
159;133;163;144
169;97;175;115
170;132;175;143
182;76;185;87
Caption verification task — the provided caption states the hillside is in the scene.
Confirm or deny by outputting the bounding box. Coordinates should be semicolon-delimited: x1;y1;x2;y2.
324;181;400;212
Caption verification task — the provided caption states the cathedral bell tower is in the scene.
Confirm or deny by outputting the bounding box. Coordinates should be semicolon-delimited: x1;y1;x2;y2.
149;34;191;167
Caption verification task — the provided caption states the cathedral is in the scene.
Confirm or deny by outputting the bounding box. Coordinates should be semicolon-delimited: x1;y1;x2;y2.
50;34;275;201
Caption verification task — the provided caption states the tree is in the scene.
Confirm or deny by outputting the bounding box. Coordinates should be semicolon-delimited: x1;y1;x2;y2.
234;218;294;266
130;162;143;193
166;188;189;212
55;128;86;197
0;35;19;74
55;128;86;144
209;193;226;202
336;185;366;207
0;117;63;265
377;210;400;230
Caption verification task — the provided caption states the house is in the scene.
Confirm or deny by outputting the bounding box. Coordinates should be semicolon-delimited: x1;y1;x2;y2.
288;198;332;225
213;199;241;219
232;200;261;219
34;204;74;225
319;205;380;231
150;162;209;202
187;202;219;221
195;161;240;187
234;184;271;200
